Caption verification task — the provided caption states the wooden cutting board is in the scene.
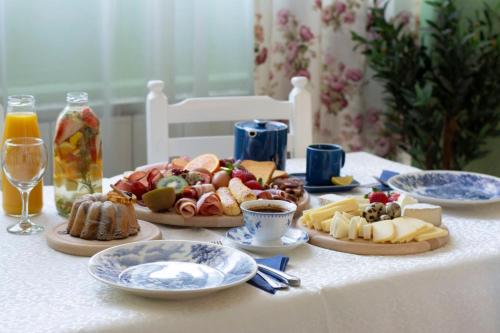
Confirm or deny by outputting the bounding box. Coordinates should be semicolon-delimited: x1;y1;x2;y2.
135;192;310;228
46;220;162;257
296;218;449;256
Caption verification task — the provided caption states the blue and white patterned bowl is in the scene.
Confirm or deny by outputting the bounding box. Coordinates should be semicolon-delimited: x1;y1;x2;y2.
388;171;500;206
240;200;297;243
88;240;257;299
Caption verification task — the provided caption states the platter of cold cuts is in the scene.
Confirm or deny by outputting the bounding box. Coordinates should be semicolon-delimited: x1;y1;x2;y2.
113;154;309;228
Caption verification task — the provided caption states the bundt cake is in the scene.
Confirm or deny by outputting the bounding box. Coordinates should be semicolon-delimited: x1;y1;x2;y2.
66;191;140;240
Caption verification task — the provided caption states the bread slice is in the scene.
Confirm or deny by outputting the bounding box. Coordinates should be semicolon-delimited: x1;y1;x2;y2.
271;170;288;180
240;160;276;185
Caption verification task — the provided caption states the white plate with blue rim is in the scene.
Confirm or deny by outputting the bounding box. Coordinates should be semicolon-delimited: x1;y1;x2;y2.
88;240;257;300
388;170;500;207
225;226;309;253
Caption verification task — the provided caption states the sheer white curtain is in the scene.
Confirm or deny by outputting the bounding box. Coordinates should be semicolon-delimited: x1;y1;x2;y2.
0;0;254;180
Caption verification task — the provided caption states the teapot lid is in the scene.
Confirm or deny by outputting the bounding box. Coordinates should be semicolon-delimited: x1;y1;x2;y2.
235;120;288;132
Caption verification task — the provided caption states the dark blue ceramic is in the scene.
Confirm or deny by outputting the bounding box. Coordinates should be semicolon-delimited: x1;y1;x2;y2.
234;120;288;170
306;144;345;185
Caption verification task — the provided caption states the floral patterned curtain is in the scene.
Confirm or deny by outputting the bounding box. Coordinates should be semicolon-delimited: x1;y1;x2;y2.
254;0;418;159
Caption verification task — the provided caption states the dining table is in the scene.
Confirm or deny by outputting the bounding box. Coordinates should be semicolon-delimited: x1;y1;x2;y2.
1;152;500;333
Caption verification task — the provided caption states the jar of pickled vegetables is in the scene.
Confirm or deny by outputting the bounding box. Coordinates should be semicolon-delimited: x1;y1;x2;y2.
53;92;102;216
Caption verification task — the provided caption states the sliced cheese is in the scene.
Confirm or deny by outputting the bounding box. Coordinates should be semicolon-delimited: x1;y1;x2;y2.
357;217;368;237
372;220;395;243
306;198;359;225
303;197;358;216
346;209;362;217
391;218;420;243
403;203;442;226
415;227;448;242
348;217;360;240
342;211;355;220
330;212;349;239
320;218;331;233
302;216;314;229
391;217;434;243
362;223;372;240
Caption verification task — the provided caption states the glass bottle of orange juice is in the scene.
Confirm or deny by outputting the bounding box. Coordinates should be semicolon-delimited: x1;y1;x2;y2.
2;95;43;215
53;92;102;216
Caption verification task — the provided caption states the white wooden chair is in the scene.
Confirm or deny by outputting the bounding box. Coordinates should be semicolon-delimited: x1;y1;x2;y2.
145;77;313;164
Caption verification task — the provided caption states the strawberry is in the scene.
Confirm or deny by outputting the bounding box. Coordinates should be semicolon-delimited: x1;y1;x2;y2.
82;108;99;129
231;169;256;183
388;192;400;202
368;191;389;204
244;180;263;190
54;116;83;144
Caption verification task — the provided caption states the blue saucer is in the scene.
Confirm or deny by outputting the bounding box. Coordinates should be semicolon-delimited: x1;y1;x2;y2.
289;173;360;193
226;226;309;253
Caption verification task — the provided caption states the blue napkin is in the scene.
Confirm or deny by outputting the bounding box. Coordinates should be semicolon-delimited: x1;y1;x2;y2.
247;255;289;294
373;170;399;191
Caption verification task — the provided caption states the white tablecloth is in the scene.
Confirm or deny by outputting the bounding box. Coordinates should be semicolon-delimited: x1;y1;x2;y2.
1;152;500;333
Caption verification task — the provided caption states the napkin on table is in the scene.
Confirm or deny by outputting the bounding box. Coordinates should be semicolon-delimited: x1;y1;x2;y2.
373;170;399;191
247;255;289;294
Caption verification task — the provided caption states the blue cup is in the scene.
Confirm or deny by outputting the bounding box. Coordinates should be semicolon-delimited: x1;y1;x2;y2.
306;144;345;185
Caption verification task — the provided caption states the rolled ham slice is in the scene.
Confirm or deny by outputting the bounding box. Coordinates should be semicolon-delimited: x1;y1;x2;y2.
175;198;197;218
252;190;273;200
196;192;223;216
192;184;215;198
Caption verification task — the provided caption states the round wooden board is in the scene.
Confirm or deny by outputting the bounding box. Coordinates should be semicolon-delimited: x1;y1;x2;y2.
135;192;310;228
296;218;449;256
46;220;163;257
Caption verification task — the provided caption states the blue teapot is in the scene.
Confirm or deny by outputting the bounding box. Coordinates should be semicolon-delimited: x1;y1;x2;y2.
234;120;288;170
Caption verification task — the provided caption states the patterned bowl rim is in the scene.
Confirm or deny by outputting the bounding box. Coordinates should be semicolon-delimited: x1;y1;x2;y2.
388;170;500;205
88;240;258;294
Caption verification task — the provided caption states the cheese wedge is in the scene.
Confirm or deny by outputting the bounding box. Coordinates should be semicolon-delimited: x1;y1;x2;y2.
357;217;368;237
397;193;418;209
318;194;345;206
372;220;395;243
362;223;372;240
403;203;442;226
348;217;360;240
330;212;349;239
240;160;276;185
415;227;448;242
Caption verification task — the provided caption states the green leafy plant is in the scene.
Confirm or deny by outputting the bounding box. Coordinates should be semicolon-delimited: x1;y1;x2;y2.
352;0;500;170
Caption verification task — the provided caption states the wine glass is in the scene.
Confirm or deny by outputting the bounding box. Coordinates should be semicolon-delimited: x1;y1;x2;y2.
2;137;47;235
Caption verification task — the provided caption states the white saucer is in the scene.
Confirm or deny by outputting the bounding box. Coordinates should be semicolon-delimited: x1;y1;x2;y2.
225;226;309;253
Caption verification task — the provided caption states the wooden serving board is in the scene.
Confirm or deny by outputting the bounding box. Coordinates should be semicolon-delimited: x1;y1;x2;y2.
136;192;310;228
297;218;449;256
46;220;163;257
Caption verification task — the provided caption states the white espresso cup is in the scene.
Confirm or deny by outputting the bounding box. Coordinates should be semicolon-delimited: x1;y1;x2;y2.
240;200;297;243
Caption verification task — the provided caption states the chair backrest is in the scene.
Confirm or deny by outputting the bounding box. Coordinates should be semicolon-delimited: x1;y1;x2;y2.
145;77;312;164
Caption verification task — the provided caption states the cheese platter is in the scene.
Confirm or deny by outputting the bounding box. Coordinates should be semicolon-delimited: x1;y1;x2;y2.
298;191;449;255
113;154;309;228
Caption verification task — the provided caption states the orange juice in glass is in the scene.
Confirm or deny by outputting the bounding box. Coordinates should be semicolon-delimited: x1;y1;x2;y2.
2;95;43;215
